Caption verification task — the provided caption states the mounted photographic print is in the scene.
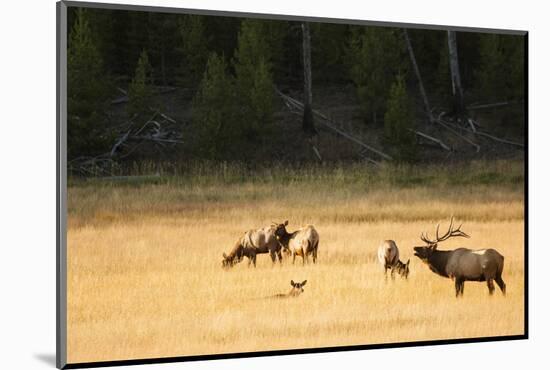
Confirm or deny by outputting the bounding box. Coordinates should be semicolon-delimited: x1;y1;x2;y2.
57;1;527;368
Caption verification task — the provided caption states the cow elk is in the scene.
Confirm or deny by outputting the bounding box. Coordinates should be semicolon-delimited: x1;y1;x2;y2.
413;217;506;297
377;240;410;280
274;221;319;264
222;224;287;268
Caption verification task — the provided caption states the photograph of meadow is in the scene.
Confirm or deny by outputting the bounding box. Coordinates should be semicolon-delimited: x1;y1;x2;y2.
64;4;526;365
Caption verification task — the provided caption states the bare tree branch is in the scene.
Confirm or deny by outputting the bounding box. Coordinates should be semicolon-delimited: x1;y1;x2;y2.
409;129;451;151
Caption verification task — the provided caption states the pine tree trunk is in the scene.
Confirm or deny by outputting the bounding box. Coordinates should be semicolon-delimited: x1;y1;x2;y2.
447;31;465;116
301;22;316;136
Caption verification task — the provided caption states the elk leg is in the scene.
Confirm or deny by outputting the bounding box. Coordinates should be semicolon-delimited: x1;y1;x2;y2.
390;266;396;280
312;248;317;263
277;250;283;264
269;250;277;265
495;276;506;295
487;279;495;295
292;251;296;265
455;279;464;297
252;253;257;268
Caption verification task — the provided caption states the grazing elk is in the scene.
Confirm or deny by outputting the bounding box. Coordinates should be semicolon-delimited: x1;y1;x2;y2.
413;217;506;297
377;240;410;280
271;280;307;298
222;223;287;268
274;221;319;264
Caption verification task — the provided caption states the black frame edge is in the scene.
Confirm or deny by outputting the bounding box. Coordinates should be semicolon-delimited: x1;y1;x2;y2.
57;1;68;369
523;31;529;340
62;335;527;369
62;0;527;35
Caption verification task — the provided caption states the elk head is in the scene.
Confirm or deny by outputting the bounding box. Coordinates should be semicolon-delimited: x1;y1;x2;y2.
272;220;291;254
221;252;234;269
221;241;245;269
272;220;289;239
414;217;470;262
289;280;307;296
393;259;410;279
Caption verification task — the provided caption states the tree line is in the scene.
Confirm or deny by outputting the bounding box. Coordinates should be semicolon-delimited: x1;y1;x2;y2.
67;7;525;165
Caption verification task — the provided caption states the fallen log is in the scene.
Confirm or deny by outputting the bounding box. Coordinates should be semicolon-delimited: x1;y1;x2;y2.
311;145;322;162
435;118;481;152
110;129;131;157
130;136;185;144
276;89;393;161
443;118;524;148
409;129;451;151
467;101;511;110
475;130;524;147
467;118;477;133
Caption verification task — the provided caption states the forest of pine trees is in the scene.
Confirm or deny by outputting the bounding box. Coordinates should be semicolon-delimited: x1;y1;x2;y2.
66;7;525;171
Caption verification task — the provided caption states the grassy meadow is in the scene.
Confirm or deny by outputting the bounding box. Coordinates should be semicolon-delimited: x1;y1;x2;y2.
67;160;525;363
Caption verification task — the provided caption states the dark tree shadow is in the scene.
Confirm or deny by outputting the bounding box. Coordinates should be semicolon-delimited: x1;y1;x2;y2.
34;353;56;367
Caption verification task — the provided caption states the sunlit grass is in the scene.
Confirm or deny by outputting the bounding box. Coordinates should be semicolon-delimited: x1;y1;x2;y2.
67;162;525;363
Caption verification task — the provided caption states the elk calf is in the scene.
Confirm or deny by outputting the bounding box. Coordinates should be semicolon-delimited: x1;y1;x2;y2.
377;240;410;279
271;280;307;298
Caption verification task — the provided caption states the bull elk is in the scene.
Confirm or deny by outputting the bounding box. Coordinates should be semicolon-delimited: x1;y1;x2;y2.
377;240;410;280
413;217;506;297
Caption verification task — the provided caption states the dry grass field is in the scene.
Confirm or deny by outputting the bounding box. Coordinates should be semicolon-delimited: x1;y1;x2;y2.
67;161;525;363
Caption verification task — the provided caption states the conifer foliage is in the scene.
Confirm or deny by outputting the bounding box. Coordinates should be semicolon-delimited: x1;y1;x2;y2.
67;8;112;158
128;49;154;117
348;27;407;125
384;74;416;161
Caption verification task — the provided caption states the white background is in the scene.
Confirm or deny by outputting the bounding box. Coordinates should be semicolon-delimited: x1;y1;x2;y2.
0;0;546;368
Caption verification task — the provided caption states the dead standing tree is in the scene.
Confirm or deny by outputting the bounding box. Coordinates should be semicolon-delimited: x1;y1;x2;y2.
403;29;433;124
447;31;466;117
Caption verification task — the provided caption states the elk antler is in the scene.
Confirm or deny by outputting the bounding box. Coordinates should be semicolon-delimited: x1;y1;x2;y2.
420;231;436;245
437;216;470;242
420;217;470;246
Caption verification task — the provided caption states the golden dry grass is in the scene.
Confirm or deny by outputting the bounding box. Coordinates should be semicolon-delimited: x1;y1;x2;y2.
67;165;525;363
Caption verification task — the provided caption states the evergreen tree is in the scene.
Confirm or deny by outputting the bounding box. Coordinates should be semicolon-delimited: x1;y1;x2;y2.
262;20;289;82
311;22;349;83
233;19;272;84
67;8;112;159
348;27;407;125
505;35;525;100
475;34;524;101
191;53;239;159
233;19;275;137
384;74;416;161
177;15;209;87
147;13;179;86
127;49;154;117
248;60;274;135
